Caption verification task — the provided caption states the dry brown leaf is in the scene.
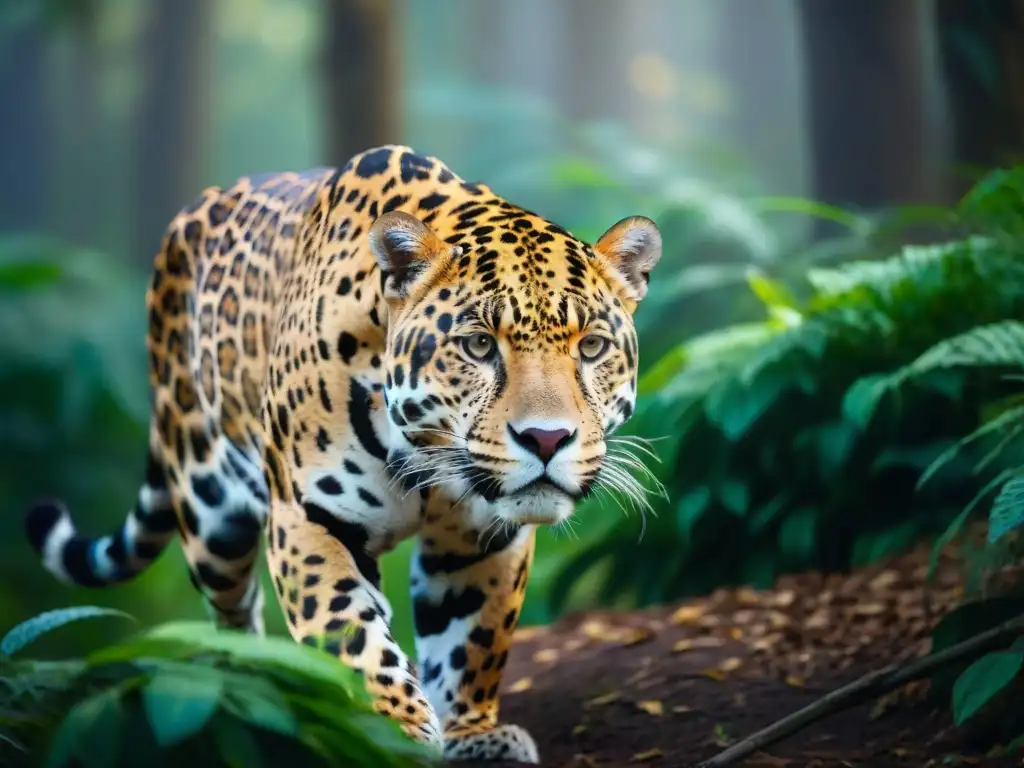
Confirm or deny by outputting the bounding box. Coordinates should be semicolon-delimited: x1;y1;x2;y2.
635;700;664;716
584;691;622;708
784;675;805;687
580;620;654;647
631;749;664;762
507;677;533;693
513;626;544;643
672;705;694;714
572;754;598;767
720;657;743;672
572;724;588;737
773;589;796;607
672;636;725;653
852;603;886;616
533;648;559;663
736;586;762;605
669;604;705;624
701;668;727;681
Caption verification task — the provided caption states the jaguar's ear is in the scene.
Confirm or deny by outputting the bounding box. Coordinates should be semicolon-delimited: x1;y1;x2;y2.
369;211;451;299
593;216;663;304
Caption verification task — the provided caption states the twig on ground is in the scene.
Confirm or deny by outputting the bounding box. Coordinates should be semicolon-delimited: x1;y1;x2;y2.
696;612;1024;768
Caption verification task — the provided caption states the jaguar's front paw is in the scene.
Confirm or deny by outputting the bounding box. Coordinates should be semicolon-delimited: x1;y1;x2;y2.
443;723;539;764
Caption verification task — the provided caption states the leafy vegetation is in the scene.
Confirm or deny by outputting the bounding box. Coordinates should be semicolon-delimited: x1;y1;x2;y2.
550;166;1024;749
0;607;429;768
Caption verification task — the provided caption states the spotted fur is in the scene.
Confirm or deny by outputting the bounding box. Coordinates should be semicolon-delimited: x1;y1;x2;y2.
25;146;662;763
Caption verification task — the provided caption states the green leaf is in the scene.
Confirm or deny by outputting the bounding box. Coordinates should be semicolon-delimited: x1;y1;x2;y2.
221;687;298;737
101;622;362;697
213;716;266;768
778;507;817;560
0;260;63;290
952;650;1024;725
718;480;749;516
142;670;223;747
676;486;711;533
1;606;135;658
746;271;800;310
989;473;1024;543
841;373;893;430
910;320;1024;374
44;685;123;768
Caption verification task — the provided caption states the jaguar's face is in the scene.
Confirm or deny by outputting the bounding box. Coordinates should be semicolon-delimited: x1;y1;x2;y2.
370;208;661;528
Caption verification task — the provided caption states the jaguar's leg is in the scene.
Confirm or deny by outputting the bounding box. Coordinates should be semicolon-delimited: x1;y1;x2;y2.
168;416;268;634
411;523;538;764
261;458;443;752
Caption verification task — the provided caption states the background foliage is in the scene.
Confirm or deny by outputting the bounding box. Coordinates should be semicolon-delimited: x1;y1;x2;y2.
4;0;1024;764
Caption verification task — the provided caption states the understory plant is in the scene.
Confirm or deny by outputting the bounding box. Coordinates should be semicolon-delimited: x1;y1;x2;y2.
550;165;1024;750
0;607;428;768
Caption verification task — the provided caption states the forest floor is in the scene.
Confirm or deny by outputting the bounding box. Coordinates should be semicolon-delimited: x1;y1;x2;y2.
474;546;1022;768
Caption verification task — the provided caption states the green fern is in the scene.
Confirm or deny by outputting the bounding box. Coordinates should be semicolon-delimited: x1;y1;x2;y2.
0;616;428;768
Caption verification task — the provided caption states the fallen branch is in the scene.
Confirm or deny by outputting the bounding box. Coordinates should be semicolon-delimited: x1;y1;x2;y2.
696;612;1024;768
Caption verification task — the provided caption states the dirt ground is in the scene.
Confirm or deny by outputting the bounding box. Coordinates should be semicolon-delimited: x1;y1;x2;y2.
470;546;1023;768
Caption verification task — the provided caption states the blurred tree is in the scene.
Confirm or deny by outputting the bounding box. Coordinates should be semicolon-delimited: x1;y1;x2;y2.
131;0;211;265
322;0;398;165
798;0;941;237
937;0;1024;193
56;0;101;248
0;10;54;233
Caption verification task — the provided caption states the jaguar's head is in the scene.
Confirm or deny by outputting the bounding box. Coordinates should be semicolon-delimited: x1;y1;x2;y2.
370;204;661;528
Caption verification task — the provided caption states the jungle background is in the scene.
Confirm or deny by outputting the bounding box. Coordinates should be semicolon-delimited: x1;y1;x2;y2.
4;1;1024;766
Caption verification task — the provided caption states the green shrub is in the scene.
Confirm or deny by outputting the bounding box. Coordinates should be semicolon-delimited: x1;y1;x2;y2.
549;167;1024;611
0;607;429;768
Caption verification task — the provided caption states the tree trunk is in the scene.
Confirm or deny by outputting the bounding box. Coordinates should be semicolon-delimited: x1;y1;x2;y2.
936;0;1024;195
322;0;399;167
131;0;211;267
0;15;53;234
798;0;938;237
57;3;102;249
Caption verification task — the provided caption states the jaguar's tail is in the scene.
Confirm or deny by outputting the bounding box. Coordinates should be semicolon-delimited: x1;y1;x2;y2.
25;450;178;587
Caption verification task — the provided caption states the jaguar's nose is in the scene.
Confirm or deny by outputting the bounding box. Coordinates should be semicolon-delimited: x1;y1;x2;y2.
508;424;576;463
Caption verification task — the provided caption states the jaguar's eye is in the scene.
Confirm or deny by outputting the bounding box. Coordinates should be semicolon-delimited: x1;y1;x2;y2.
462;333;496;361
579;335;611;362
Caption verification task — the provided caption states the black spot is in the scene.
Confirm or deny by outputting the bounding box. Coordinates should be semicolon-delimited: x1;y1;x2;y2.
357;488;383;508
329;594;352;612
316;476;343;495
380;649;400;667
402;401;423;422
316;427;332;452
302;595;319;620
337;331;358;364
195;562;235;591
413;586;486;638
343;459;363;475
304;501;380;587
437;313;452;334
346;626;368;655
348;378;388;461
180;499;200;536
422;659;442;683
449;645;467;670
304;554;326;566
191;473;225;507
419;192;448;210
355;147;392;178
469;626;495;649
206;513;261;560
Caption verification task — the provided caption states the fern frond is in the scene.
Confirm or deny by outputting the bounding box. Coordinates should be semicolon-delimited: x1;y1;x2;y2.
918;404;1024;490
989;473;1024;543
